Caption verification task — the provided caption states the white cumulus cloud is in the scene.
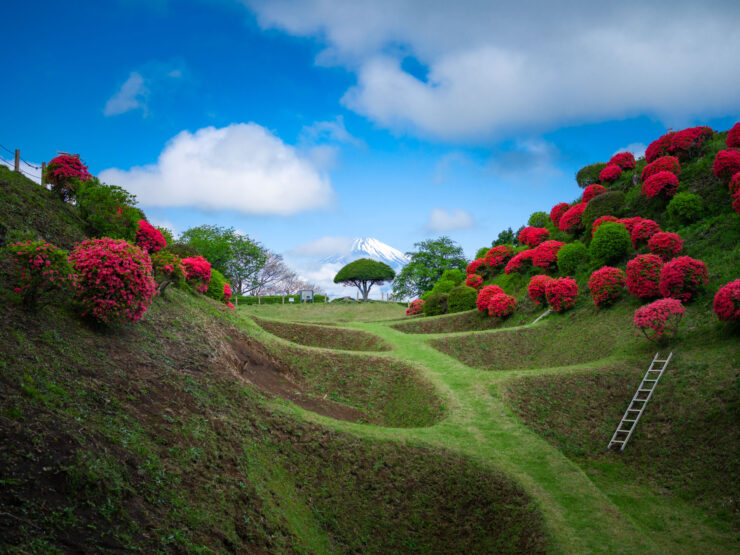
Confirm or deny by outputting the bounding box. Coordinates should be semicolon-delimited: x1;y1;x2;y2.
99;123;334;215
425;208;474;232
289;236;353;257
246;0;740;142
104;72;148;116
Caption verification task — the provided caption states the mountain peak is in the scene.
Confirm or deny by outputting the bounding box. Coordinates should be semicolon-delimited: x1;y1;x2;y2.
322;237;409;270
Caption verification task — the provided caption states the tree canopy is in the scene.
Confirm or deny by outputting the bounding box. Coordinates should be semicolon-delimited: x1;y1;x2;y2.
391;236;467;299
334;258;395;301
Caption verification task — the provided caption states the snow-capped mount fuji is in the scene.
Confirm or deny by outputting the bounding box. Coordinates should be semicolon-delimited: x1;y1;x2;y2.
321;237;409;271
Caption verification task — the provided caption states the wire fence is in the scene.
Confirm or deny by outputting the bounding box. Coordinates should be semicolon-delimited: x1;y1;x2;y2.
0;143;45;184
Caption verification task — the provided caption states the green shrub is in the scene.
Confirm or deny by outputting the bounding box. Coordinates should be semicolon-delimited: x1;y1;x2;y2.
582;191;625;234
447;285;477;313
205;268;228;303
422;292;448;316
441;268;465;285
528;211;550;228
667;192;705;225
239;294;327;305
432;279;456;294
75;179;144;241
590;222;631;265
576;162;607;188
557;242;589;276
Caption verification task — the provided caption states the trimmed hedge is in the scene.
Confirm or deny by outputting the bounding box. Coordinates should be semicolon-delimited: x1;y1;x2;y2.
557;242;589;276
576;162;607;187
447;285;478;313
590;222;631;265
581;191;625;234
236;294;327;305
423;292;448;316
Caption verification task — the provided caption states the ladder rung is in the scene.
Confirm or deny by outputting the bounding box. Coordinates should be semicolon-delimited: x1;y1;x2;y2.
653;359;668;363
623;419;637;422
610;440;625;444
643;379;658;382
638;388;652;392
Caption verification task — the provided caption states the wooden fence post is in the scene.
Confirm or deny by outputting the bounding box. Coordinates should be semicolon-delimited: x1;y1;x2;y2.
258;295;261;305
14;150;20;172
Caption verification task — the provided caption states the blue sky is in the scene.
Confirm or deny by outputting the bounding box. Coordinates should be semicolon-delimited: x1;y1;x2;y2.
3;0;739;292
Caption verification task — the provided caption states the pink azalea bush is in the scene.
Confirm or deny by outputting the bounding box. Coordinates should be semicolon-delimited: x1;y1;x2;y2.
668;126;713;159
406;299;424;316
476;285;504;313
181;256;212;294
531;240;565;270
487;293;517;318
150;250;185;293
518;226;550;248
528;274;554;305
713;149;740;181
8;240;72;311
45;153;93;201
609;152;636;170
629;218;660;248
485;245;514;270
465;273;483;289
134;220;167;254
645;133;674;163
587;266;626;307
549;202;570;227
599;163;622;183
658;256;708;302
466;258;486;276
583;183;606;203
641;156;681;182
592;215;619;236
642;171;679;199
634;298;685;342
626;254;663;299
223;282;235;308
545;277;578;312
558;202;587;234
504;250;534;274
647;232;683;261
730;172;740;194
726;122;740;148
713;280;740;322
69;238;156;325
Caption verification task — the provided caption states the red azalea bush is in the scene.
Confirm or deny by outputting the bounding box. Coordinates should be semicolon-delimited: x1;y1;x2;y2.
532;240;565;270
630;218;660;248
518;226;550;248
713;279;740;322
476;285;504;313
634;298;685;342
647;232;683;261
599;163;622;183
545;277;578;312
45;153;93;202
8;240;72;310
528;274;554;305
669;126;713;159
466;258;486;275
69;238;156;325
609;152;636;170
713;149;740;180
617;217;641;235
645;132;674;163
558;202;587;234
727;122;740;148
658;256;708;302
487;293;517;318
626;254;663;299
730;172;740;194
465;273;483;289
135;220;167;254
592;215;619;236
150;250;185;293
641;156;680;182
504;250;534;274
583;183;606;203
588;266;626;307
642;171;679;199
406;299;424;316
550;202;570;226
485;245;514;269
182;256;212;294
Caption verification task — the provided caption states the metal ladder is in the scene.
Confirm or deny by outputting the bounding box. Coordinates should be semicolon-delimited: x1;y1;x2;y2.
607;352;673;452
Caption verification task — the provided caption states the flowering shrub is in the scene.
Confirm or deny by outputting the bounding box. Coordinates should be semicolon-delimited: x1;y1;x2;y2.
590;222;631;265
545;277;578;312
641;156;680;182
626;254;663;299
504;249;534;274
476;285;504;312
730;172;740;194
465;273;483;289
135;220;167;254
532;240;565;270
609;152;636;170
713;149;740;180
668;126;713;159
485;245;514;269
528;274;554;305
616;217;640;235
558;202;587;234
583;183;606;203
642;171;679;199
45;153;93;201
518;226;550;248
645;132;674;163
713;280;740;322
588;266;626;307
634;298;685;342
647;232;683;261
466;258;486;275
630;218;660;249
150;250;185;294
549;202;570;226
658;256;708;302
69;238;156;325
599;164;622;183
406;299;424;316
224;282;233;303
592;215;618;236
727;122;740;148
182;256;212;294
733;189;740;215
8;240;72;310
487;293;517;318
